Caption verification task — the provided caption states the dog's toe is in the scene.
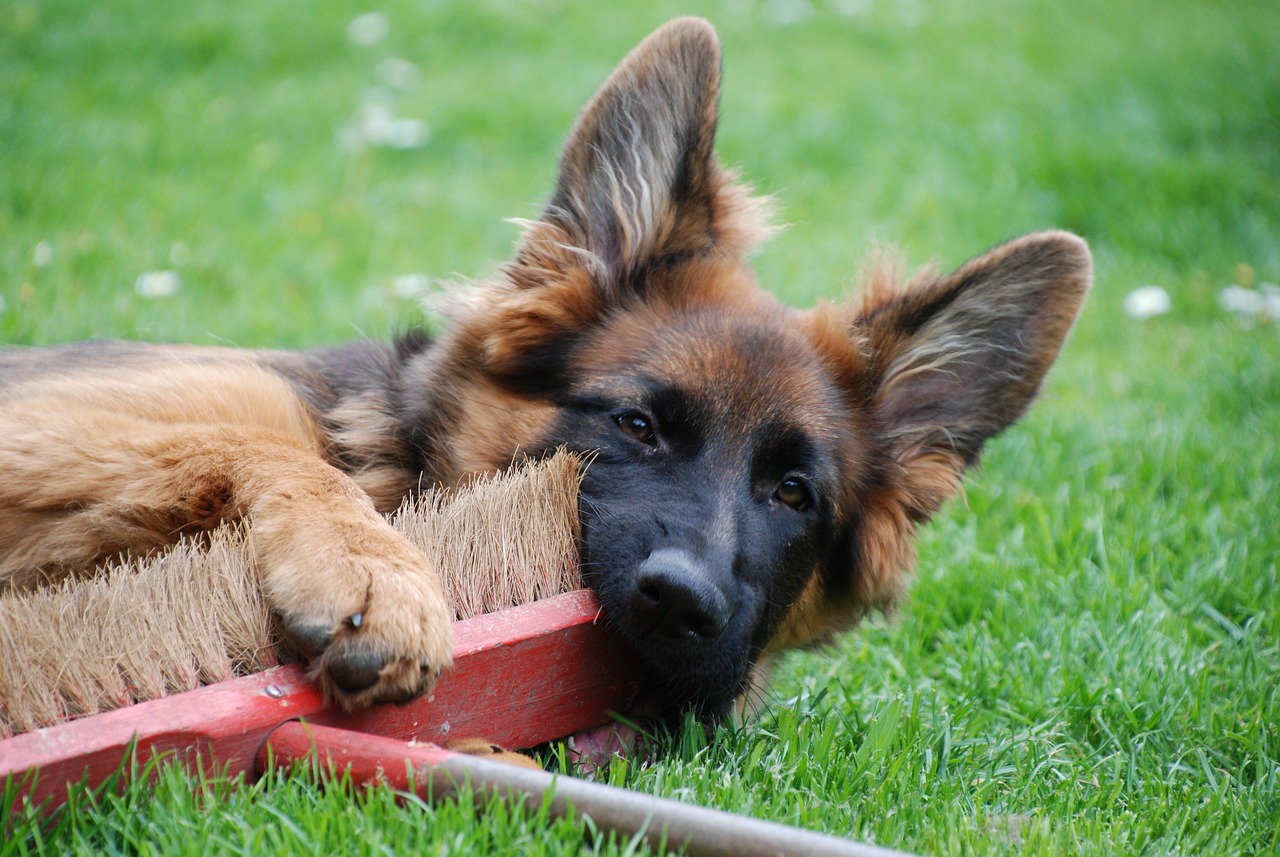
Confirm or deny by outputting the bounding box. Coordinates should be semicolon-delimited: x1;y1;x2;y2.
261;522;454;710
299;602;452;710
313;642;434;709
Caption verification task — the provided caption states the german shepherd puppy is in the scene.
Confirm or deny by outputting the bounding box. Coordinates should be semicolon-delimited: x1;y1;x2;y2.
0;19;1090;726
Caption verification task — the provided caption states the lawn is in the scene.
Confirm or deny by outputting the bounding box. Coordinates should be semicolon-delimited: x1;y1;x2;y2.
3;0;1278;854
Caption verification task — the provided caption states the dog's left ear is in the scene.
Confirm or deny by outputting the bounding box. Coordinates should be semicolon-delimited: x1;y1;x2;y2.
848;231;1092;602
866;231;1092;472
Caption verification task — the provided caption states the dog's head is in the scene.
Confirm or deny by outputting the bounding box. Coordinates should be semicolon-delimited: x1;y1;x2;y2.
436;19;1091;723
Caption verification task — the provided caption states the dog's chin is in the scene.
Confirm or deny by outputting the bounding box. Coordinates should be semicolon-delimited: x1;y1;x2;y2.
573;572;753;769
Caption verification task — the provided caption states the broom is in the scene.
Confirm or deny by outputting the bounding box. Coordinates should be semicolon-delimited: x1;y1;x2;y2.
0;453;912;857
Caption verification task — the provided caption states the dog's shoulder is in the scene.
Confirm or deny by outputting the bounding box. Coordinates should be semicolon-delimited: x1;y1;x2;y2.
267;336;427;410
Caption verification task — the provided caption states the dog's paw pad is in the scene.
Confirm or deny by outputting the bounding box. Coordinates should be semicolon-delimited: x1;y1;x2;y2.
305;620;451;709
325;645;386;694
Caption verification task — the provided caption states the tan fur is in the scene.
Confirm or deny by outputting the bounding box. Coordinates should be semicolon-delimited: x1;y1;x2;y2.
443;380;560;488
325;390;423;512
0;359;453;710
445;737;546;771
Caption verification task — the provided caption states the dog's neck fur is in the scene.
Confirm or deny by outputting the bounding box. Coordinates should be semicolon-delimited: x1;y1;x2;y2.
275;331;533;511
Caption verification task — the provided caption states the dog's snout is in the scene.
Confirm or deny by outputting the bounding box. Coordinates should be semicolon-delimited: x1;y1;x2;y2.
633;548;734;640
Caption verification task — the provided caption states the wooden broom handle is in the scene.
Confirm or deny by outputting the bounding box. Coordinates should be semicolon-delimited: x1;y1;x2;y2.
260;721;916;857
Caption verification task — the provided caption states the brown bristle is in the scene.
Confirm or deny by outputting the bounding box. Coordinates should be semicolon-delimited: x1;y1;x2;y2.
0;452;583;738
399;451;582;619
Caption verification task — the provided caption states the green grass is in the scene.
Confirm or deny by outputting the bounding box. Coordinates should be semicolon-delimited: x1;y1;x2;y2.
3;0;1278;854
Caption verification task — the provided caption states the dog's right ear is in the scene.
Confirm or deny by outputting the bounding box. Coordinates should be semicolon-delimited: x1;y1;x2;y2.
465;19;772;385
515;17;768;292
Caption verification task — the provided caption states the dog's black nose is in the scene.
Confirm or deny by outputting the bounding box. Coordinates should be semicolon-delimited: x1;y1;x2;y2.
633;548;734;640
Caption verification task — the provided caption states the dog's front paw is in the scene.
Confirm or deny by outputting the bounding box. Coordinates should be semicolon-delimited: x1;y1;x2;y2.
257;512;454;710
304;564;453;710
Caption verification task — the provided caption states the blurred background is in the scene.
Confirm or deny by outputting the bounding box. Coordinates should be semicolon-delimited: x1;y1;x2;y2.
2;0;1276;349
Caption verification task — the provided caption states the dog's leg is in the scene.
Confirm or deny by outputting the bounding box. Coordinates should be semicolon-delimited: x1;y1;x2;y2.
0;406;453;709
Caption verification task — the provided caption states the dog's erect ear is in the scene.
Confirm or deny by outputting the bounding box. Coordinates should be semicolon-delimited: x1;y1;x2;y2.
825;231;1092;613
509;17;768;293
868;231;1091;465
864;230;1092;518
468;18;770;387
866;231;1091;469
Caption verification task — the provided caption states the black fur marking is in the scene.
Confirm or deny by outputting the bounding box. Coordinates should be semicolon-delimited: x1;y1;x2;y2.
535;378;846;725
394;328;434;359
491;334;584;399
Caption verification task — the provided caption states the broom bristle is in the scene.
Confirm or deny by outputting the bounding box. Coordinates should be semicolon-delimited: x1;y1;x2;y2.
0;452;583;739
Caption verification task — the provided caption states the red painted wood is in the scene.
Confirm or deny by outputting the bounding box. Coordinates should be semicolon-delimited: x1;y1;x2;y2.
315;589;638;749
1;664;322;813
0;589;643;814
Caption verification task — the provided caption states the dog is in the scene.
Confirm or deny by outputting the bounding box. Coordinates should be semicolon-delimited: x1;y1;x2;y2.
0;18;1089;728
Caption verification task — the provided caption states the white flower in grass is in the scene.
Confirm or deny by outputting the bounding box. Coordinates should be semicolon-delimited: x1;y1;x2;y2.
347;12;389;47
389;273;431;299
377;57;421;91
1220;284;1260;316
355;100;396;144
384;118;429;149
342;89;430;150
1222;282;1280;323
135;270;182;299
33;240;54;268
1123;285;1170;320
1263;284;1280;322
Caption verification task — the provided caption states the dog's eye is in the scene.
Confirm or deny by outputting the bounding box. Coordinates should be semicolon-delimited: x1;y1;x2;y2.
614;410;657;446
774;477;813;511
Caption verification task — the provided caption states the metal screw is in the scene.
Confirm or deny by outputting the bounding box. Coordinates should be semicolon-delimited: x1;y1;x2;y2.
264;684;285;699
